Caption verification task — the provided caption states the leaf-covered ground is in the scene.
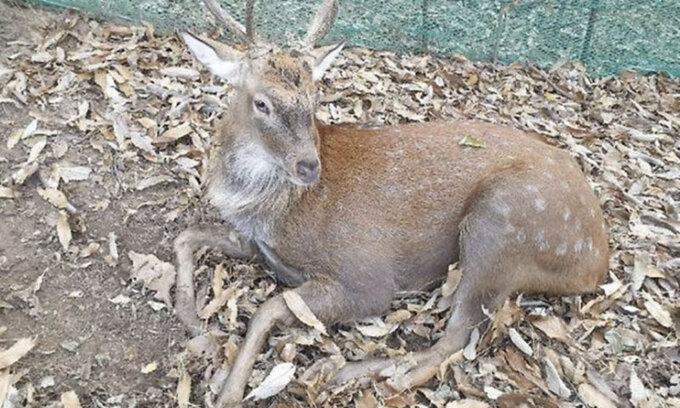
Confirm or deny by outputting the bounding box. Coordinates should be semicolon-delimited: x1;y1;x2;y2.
0;3;678;408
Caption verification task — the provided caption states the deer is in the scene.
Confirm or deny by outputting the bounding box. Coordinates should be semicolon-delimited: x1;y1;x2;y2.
173;0;609;406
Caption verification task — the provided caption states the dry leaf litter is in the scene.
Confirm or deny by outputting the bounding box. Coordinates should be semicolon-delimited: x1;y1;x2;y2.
0;3;678;408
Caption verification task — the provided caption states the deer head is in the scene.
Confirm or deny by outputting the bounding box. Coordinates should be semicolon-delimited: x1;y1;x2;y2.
182;0;344;186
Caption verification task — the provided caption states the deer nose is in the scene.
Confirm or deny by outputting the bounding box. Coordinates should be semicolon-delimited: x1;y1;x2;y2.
295;159;320;184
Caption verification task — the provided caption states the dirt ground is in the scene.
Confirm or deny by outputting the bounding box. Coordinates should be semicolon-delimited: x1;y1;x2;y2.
1;2;678;408
0;4;199;407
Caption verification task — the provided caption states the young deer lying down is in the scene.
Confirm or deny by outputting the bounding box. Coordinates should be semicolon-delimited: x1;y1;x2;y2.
174;0;609;406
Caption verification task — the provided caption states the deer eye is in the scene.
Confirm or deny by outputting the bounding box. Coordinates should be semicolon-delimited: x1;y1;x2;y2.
253;99;270;115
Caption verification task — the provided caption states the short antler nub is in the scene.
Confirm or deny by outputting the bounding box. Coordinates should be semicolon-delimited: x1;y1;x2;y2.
303;0;339;47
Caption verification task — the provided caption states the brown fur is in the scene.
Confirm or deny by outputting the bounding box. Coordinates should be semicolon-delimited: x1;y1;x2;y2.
175;33;608;408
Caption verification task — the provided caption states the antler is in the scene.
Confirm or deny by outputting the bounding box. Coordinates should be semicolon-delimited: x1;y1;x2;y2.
202;0;257;45
303;0;339;47
201;0;338;48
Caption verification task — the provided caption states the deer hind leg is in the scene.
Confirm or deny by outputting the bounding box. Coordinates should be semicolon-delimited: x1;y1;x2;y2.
329;194;521;388
174;225;255;336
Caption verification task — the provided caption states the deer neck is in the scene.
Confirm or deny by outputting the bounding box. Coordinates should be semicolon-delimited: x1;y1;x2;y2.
206;126;306;244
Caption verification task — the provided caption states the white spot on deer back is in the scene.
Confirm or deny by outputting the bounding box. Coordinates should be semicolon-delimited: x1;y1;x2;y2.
585;236;593;251
492;199;511;218
525;185;540;193
534;197;546;211
563;208;571;221
573;239;583;253
555;242;568;256
534;230;550;251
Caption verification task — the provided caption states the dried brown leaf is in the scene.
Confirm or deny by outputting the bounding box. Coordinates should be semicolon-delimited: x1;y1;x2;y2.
37;188;68;209
282;291;327;335
60;391;82;408
643;293;673;328
0;369;9;408
543;357;571;399
0;186;17;199
629;369;648;407
530;314;570;342
59;166;91;183
245;362;295;401
446;400;490;408
128;251;176;305
177;368;191;408
154;122;192;145
578;383;617;408
442;263;461;297
56;211;72;250
0;337;36;369
508;328;533;356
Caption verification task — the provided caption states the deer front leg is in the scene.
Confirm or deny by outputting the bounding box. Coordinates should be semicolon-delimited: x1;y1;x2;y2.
216;277;395;407
174;225;255;336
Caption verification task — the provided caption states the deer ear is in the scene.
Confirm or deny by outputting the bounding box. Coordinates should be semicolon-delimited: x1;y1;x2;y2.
311;42;345;81
181;32;245;84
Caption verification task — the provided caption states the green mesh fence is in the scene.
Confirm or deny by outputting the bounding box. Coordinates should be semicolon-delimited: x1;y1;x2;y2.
26;0;680;77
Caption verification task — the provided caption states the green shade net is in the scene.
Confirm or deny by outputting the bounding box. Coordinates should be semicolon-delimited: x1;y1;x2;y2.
26;0;680;77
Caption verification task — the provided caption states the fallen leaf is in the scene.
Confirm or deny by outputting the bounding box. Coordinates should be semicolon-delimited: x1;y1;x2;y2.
282;291;327;335
0;186;16;199
136;175;175;190
0;337;36;369
245;362;296;401
60;340;79;352
355;387;380;408
643;293;673;328
356;320;393;337
578;383;617;408
199;286;238;319
11;161;39;185
0;369;9;407
160;66;200;79
141;361;158;374
177;368;191;408
530;314;570;342
153;122;192;145
459;135;485;148
508;328;533;356
38;376;55;389
544;357;571;399
6;129;21;150
442;263;461;297
446;400;490;408
629;369;648;407
130;131;156;154
57;211;72;250
22;119;38;139
128;251;176;305
37;188;69;209
108;232;119;263
26;136;47;163
60;391;82;408
59;166;92;183
463;327;480;361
